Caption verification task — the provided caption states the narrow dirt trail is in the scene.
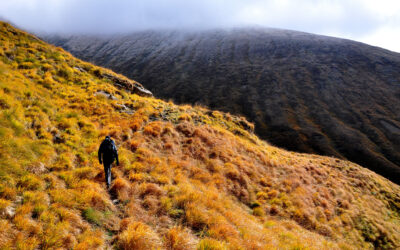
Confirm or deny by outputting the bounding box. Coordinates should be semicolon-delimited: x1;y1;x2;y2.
102;166;131;249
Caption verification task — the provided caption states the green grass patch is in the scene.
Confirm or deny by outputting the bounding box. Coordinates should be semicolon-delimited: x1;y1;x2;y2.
82;207;103;226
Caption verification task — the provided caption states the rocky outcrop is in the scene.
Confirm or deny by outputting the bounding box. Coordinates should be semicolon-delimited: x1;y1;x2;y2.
102;73;152;97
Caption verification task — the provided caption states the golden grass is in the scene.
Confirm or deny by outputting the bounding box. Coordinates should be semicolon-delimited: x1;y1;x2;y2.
117;221;162;249
164;226;197;250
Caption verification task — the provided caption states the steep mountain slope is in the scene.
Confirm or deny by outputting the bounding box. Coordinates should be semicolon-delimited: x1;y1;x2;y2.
44;28;400;184
1;22;400;249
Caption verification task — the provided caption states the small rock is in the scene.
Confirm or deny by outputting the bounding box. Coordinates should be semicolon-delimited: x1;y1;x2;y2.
4;206;15;218
114;103;128;110
95;91;118;100
29;162;46;174
15;196;22;204
114;103;134;114
73;66;86;72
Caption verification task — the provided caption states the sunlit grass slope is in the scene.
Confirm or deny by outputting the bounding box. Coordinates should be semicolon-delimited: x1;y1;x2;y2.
0;22;399;249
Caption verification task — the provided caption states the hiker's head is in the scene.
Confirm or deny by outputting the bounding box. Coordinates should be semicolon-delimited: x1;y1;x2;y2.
105;136;111;140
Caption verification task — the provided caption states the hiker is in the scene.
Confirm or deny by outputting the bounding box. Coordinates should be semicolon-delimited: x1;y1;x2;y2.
98;136;119;189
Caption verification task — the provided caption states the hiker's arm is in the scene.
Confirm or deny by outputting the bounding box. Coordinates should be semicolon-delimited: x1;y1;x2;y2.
115;146;119;166
98;144;102;164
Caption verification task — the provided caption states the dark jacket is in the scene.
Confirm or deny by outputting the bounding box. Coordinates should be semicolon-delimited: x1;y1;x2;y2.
98;137;119;165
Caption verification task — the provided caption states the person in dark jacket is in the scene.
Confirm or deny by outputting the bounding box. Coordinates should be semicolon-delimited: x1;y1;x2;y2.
98;136;119;188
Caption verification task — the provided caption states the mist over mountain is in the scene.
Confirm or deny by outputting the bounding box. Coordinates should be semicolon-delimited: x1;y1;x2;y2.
44;28;400;184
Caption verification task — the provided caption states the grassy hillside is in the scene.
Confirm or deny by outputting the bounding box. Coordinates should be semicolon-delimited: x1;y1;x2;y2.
1;22;400;249
44;29;400;184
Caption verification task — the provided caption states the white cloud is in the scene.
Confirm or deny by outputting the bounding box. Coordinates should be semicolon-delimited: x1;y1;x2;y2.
0;0;399;52
236;0;377;35
360;26;400;52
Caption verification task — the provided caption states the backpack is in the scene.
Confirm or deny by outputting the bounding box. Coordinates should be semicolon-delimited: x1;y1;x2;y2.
103;138;116;160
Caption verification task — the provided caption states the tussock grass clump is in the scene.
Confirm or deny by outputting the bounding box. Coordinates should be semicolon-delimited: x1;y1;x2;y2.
164;226;197;250
110;178;131;201
17;174;44;191
197;238;227;250
117;221;162;249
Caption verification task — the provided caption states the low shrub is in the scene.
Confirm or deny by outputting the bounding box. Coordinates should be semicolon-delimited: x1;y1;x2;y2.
252;207;265;217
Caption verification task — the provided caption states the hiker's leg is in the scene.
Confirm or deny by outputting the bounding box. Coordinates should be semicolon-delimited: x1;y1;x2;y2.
104;163;111;188
103;163;107;187
107;164;112;187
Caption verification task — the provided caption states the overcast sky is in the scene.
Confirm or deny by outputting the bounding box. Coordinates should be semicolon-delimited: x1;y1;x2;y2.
1;0;399;52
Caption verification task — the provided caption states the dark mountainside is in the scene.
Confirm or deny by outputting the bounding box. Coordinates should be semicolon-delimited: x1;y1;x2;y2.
44;28;400;184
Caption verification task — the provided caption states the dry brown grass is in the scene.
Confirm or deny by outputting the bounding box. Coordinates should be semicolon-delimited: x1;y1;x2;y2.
163;226;197;250
117;221;162;249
